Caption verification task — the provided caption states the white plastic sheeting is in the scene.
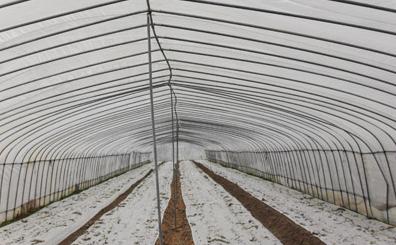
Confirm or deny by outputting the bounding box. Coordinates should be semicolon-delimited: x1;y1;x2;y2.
0;0;395;224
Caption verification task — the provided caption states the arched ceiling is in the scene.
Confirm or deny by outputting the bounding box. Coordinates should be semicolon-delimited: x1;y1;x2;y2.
0;0;395;163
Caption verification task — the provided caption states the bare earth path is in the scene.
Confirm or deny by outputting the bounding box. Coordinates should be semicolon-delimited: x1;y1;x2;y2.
155;162;194;245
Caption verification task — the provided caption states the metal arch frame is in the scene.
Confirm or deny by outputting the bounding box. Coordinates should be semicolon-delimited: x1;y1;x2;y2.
177;94;367;180
162;47;395;94
176;117;331;192
177;103;356;205
176;91;366;192
168;83;388;218
0;89;170;217
174;97;369;209
160;40;396;104
0;3;392;136
326;0;396;13
151;10;396;57
10;87;170;163
0;5;177;235
0;23;148;65
0;36;155;78
0;11;147;52
3;24;395;91
172;75;395;150
178;110;366;208
0;67;169;129
0;72;169;159
1;72;392;218
0;48;162;96
0;0;130;33
170;69;396;147
182;0;396;36
171;82;395;165
170;72;396;194
0;94;172;218
0;1;392;149
0;3;173;153
0;0;395;225
1;85;170;179
175;79;394;192
0;0;30;9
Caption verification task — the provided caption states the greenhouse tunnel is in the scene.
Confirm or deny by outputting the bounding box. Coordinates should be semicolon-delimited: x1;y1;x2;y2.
0;0;396;244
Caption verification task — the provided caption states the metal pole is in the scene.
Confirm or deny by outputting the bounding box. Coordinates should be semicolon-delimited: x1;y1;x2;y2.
177;122;179;163
171;90;175;171
147;13;163;245
170;86;177;229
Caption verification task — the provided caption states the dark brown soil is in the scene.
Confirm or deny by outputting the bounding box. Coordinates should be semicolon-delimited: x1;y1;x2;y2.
155;163;194;245
193;161;325;245
59;169;153;245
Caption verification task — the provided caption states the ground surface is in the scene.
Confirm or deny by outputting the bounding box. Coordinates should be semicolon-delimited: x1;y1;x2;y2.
0;160;395;245
0;163;152;245
155;163;194;245
194;161;324;245
181;161;281;245
72;162;172;245
198;160;396;245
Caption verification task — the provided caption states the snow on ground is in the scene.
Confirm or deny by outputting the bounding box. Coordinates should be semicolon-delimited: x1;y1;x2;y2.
198;160;396;245
180;161;281;245
72;162;173;245
0;163;152;245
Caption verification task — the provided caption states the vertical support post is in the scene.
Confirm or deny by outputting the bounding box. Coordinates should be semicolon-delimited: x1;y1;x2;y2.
170;86;177;229
147;13;163;245
176;122;179;163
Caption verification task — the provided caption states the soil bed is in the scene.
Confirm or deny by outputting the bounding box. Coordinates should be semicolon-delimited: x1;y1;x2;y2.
193;160;325;245
156;163;194;245
59;169;153;245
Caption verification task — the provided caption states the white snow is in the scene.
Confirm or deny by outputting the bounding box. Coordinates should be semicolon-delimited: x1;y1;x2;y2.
180;160;281;245
72;161;173;245
0;163;152;245
2;159;394;245
198;160;396;245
